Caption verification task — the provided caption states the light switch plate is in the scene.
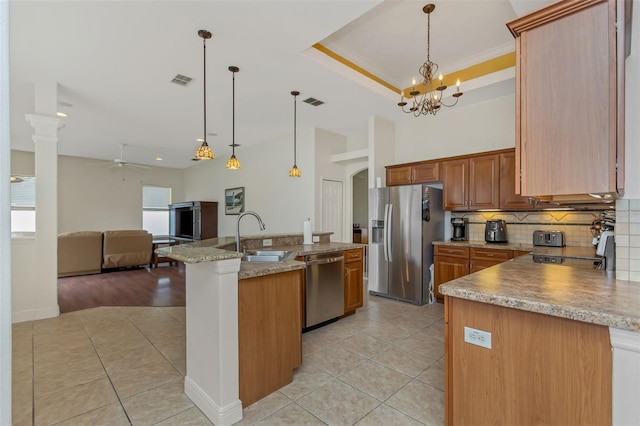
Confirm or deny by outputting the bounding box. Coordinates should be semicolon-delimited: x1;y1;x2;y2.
262;239;272;247
464;326;492;349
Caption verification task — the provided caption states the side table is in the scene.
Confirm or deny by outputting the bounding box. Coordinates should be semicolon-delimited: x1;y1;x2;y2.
152;238;179;268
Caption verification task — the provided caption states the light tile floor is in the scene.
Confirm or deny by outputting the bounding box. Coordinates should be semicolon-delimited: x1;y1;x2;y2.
12;295;444;425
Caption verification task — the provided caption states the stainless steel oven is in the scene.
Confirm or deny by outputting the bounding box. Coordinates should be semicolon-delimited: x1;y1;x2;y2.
304;252;344;330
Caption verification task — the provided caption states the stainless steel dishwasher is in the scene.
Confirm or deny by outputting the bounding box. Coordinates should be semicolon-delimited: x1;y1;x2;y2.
304;252;344;329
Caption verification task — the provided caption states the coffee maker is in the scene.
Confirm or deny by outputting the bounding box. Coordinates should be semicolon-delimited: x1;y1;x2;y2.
451;218;468;241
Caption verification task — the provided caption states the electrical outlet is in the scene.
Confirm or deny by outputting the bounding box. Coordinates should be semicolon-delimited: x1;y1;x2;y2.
464;326;492;349
262;239;272;247
313;235;320;242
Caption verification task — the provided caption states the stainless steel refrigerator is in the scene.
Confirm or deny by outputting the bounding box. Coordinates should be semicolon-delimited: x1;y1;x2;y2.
368;185;444;305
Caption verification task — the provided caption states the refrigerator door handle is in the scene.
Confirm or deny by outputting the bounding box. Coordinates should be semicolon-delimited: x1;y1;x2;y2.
383;203;389;261
385;204;393;262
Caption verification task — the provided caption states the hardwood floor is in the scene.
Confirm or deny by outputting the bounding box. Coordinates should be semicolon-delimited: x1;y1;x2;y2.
57;264;185;313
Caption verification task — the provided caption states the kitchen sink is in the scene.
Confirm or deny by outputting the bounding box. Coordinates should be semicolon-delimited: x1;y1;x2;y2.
242;250;294;262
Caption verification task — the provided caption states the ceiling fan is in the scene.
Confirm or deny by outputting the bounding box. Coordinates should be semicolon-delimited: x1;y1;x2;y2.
105;143;150;171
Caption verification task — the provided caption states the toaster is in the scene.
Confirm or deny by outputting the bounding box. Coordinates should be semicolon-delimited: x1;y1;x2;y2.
533;230;565;247
485;219;507;243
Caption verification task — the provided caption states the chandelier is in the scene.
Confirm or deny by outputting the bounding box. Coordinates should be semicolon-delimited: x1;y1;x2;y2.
195;29;214;160
398;4;463;116
226;66;241;170
289;91;301;177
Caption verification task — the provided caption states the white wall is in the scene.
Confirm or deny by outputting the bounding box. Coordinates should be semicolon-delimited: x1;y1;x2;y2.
368;116;395;189
394;94;516;162
347;129;368;151
313;128;348;237
11;151;185;232
183;128;316;237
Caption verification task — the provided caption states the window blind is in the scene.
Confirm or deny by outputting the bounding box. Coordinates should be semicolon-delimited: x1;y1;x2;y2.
10;176;36;208
143;185;171;210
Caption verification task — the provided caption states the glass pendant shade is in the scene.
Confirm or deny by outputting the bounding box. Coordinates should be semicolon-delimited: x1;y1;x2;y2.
195;141;214;160
289;165;301;177
226;154;241;170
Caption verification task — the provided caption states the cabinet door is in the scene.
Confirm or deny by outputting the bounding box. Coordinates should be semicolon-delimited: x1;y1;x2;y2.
499;151;533;209
442;159;468;211
434;255;469;300
344;260;364;313
511;1;619;197
412;162;440;183
469;154;499;210
386;165;412;186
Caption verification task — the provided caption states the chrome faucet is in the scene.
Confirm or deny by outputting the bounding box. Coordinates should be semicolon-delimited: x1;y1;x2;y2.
236;211;266;252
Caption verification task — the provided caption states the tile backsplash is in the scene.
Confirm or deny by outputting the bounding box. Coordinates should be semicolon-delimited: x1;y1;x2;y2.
615;198;640;282
451;210;608;247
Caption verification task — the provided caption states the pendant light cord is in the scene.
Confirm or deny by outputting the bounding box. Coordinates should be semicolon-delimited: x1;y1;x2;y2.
293;93;297;165
232;70;235;155
203;36;207;143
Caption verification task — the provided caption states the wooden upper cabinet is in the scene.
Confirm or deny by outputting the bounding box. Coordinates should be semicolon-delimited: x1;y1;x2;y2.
386;161;440;186
412;162;440;183
507;0;625;199
499;151;533;210
386;165;412;186
469;154;500;210
442;158;468;210
443;154;499;211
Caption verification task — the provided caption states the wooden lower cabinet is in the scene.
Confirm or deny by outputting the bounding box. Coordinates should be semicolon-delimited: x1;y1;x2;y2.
435;246;529;301
445;297;611;425
434;255;469;300
343;248;364;315
239;270;303;406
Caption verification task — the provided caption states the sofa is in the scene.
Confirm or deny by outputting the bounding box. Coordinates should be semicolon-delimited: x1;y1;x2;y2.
57;229;153;277
58;231;104;277
102;230;153;269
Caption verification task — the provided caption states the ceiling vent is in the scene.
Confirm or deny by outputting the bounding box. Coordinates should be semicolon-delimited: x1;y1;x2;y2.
303;97;324;107
171;74;193;86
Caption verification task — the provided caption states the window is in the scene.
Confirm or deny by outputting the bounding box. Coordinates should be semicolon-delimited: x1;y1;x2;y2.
11;176;36;232
143;185;171;236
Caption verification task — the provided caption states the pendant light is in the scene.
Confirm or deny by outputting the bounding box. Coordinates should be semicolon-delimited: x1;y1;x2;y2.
226;66;241;170
289;91;301;177
194;29;214;160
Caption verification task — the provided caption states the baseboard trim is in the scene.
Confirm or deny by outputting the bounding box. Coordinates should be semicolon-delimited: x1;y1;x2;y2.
184;376;243;426
12;305;60;323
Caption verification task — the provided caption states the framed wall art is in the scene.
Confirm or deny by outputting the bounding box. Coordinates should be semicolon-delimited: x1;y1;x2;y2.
225;187;245;215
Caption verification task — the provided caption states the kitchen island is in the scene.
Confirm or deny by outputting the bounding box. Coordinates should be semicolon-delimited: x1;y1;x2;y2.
439;255;640;426
156;233;363;425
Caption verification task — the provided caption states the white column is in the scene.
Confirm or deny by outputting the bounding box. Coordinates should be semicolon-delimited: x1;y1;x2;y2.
25;108;63;320
610;327;640;425
184;258;243;426
0;0;12;423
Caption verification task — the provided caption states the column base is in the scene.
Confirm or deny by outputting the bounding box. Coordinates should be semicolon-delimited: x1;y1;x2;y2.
185;376;243;426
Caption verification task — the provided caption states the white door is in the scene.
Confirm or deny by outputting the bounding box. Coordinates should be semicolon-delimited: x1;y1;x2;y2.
322;179;343;242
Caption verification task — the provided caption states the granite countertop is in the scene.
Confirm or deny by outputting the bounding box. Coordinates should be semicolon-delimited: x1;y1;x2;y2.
434;240;600;260
156;235;364;279
439;255;640;332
